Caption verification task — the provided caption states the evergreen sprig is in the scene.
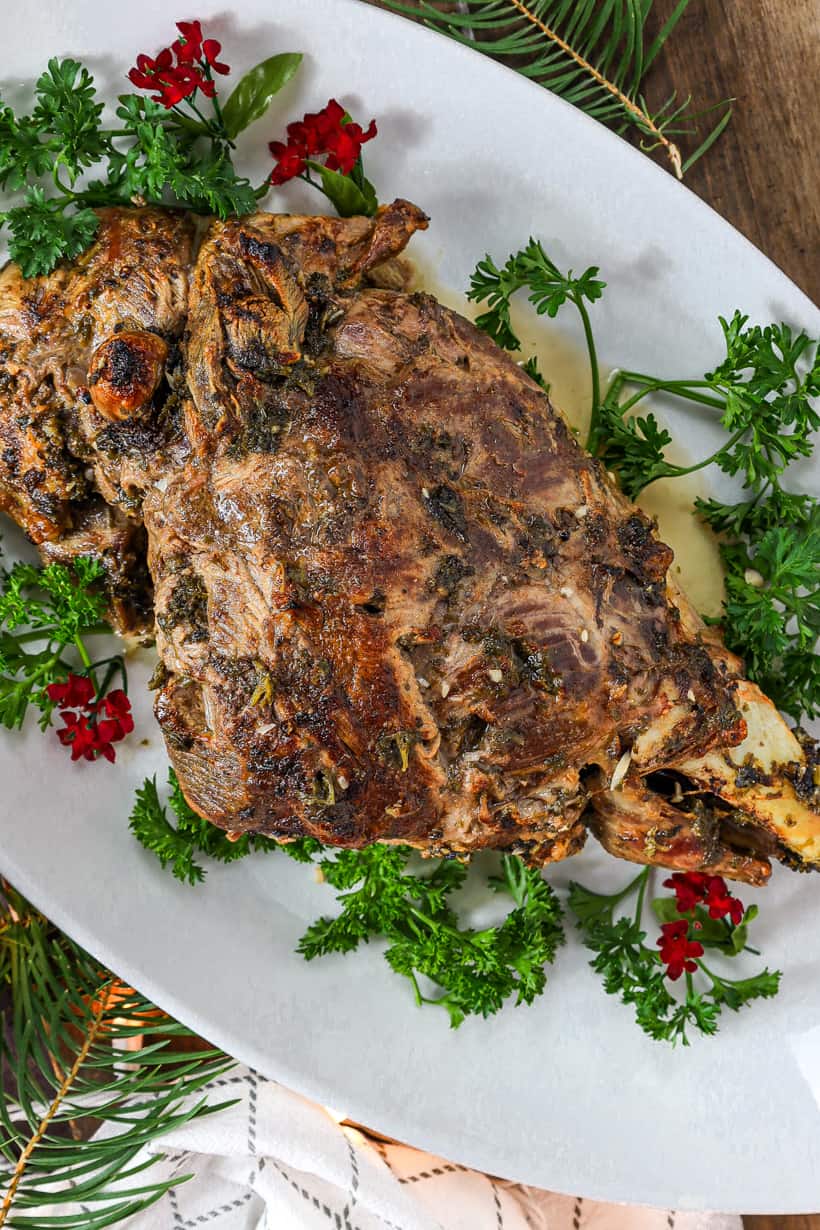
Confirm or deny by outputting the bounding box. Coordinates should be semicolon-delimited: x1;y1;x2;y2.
0;882;237;1228
0;42;303;276
380;0;732;177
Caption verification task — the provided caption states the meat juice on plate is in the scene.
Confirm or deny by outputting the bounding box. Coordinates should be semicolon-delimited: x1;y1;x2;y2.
415;260;725;619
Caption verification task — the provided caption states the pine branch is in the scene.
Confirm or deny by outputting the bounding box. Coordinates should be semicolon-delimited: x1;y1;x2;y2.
523;0;683;176
0;983;110;1221
380;0;731;177
0;884;238;1228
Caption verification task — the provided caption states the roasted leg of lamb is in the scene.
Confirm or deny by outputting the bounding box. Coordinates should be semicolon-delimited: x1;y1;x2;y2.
1;203;817;884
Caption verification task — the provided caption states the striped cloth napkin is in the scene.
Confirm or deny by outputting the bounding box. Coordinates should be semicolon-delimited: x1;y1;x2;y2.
53;1064;742;1230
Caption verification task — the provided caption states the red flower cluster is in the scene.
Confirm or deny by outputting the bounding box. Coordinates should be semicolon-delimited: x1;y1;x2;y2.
269;98;377;185
128;20;229;109
657;920;704;981
46;675;134;764
663;871;745;926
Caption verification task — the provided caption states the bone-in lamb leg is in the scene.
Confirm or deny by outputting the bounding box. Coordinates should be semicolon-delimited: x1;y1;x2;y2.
143;203;820;874
0;201;816;881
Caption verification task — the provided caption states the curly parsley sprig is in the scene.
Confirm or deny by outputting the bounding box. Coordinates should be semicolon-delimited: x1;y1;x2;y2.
0;554;110;730
590;312;820;720
589;313;820;500
468;242;819;723
129;768;320;886
0;28;303;275
129;771;565;1028
569;868;780;1045
467;238;605;412
300;845;564;1028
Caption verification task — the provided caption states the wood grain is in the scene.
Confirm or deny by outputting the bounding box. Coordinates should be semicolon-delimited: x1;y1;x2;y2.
361;3;820;1224
642;0;819;302
745;1221;820;1230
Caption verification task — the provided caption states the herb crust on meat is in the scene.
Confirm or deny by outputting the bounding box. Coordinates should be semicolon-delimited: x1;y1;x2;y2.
1;202;818;883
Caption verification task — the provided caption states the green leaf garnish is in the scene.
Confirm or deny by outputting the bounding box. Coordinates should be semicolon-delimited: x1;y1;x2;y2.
128;768;318;885
299;848;564;1027
570;869;780;1045
306;158;378;218
0;554;109;729
222;52;303;138
0;36;303;276
5;186;100;277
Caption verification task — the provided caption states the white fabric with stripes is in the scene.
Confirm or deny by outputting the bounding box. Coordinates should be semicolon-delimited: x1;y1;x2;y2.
44;1065;743;1230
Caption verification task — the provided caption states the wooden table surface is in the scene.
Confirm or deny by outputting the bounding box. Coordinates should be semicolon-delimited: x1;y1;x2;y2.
363;3;819;1226
643;0;819;304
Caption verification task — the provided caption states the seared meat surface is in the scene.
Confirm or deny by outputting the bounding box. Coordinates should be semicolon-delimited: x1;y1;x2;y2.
1;203;818;880
0;207;194;632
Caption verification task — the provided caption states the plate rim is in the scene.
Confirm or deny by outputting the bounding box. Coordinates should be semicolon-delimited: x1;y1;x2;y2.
1;0;819;1214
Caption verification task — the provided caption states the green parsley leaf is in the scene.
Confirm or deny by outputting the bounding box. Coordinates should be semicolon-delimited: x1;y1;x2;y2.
129;767;319;885
107;117;258;220
589;398;673;500
32;57;108;178
0;47;303;276
168;146;258;219
299;847;564;1027
704;965;781;1012
521;353;550;392
468;240;604;352
706;502;820;720
0;102;52;189
467;240;605;421
592;313;819;499
0;554;108;730
4;186;99;277
569;869;781;1046
130;776;207;886
585;307;819;723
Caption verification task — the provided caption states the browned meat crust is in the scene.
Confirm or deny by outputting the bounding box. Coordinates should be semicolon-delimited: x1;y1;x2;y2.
0;207;195;631
1;201;818;878
143;205;819;869
587;776;772;886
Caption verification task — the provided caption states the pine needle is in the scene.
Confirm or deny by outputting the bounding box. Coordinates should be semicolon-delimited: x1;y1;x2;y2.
0;983;110;1223
380;0;731;176
0;884;238;1227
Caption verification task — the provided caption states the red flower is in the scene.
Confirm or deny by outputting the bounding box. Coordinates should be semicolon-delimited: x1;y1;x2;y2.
174;21;230;75
324;117;377;175
202;39;229;75
157;63;211;106
127;48;174;91
128;20;230;110
100;689;131;720
269;141;307;185
286;99;346;155
663;871;709;914
51;677;133;765
657;920;704;981
96;689;135;741
664;870;745;928
704;877;745;926
269;98;377;185
174;19;204;58
46;673;95;709
57;712;101;762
